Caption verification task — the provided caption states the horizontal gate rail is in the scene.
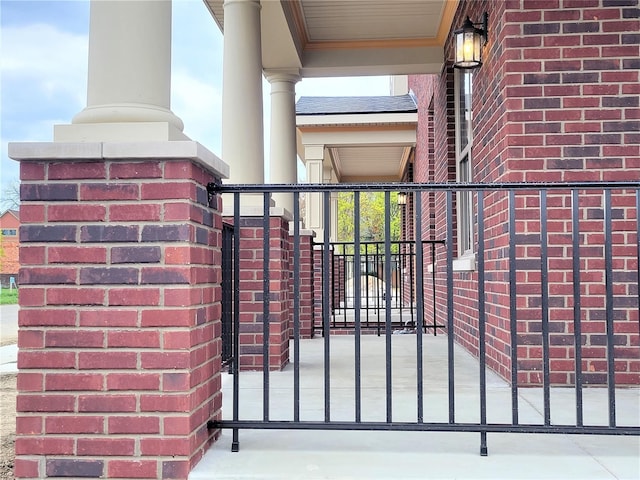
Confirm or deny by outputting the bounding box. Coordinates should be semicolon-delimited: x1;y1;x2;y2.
208;181;640;456
214;420;640;436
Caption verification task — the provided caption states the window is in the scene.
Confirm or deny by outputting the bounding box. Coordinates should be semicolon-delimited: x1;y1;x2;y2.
1;229;17;236
454;69;474;257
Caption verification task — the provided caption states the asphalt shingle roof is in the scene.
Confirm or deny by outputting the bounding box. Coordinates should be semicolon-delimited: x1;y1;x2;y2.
296;94;417;115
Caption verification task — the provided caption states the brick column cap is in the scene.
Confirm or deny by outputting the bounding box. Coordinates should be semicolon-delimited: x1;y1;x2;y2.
8;141;229;179
289;227;315;237
222;205;293;221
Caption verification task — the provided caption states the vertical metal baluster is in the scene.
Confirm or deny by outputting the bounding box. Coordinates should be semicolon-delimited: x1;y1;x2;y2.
508;190;519;425
637;189;640;336
333;244;337;328
431;241;437;335
399;240;404;322
232;192;241;452
323;191;331;422
604;189;616;427
344;245;349;327
263;192;270;421
637;189;640;337
414;191;425;423
446;191;455;424
366;244;371;329
477;191;488;456
293;191;301;423
384;191;393;423
571;189;583;427
377;243;382;334
540;190;550;426
410;243;415;328
354;192;362;423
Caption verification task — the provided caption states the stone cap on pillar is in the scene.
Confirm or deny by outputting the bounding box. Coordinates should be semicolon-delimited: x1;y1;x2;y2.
8;141;229;180
289;222;316;237
221;203;293;222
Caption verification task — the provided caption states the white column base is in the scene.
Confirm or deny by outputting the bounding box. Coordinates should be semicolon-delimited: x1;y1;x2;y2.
54;122;190;143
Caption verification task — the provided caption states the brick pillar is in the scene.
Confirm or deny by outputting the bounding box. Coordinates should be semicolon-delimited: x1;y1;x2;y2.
289;229;315;339
332;254;346;310
225;210;291;371
10;142;227;479
313;244;333;334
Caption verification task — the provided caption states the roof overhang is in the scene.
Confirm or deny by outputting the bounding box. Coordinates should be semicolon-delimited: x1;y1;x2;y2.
205;0;458;77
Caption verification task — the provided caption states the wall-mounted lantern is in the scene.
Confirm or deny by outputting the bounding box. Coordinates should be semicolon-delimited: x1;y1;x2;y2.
453;12;488;69
397;192;407;206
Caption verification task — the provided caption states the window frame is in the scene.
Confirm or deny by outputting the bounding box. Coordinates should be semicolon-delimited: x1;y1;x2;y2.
454;68;474;259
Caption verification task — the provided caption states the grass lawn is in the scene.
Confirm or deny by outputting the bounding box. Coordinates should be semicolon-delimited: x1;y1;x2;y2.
0;289;18;305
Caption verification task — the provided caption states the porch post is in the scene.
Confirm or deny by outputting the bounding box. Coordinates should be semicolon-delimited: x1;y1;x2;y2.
224;208;292;371
54;0;186;142
222;0;264;188
266;70;301;214
304;144;326;239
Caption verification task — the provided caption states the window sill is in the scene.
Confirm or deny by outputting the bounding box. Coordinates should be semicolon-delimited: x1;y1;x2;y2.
453;252;476;272
426;252;477;273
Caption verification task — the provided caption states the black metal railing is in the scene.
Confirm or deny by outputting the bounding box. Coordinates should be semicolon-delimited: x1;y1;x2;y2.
208;181;640;455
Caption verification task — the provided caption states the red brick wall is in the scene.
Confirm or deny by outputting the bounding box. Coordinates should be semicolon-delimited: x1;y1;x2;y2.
289;232;315;339
15;156;223;479
410;0;639;385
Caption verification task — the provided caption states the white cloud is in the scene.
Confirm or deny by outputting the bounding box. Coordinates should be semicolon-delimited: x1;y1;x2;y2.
1;22;88;191
1;23;88;106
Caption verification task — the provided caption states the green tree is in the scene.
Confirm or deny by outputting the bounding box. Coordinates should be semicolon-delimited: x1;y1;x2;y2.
336;191;401;242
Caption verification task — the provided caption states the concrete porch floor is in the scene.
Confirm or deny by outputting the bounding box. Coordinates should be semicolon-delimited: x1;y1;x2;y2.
191;334;640;480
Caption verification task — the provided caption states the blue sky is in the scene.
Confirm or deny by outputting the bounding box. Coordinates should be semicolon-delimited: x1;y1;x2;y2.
0;0;390;201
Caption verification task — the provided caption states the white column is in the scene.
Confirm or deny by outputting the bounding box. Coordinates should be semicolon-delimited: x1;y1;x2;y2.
222;0;264;186
305;144;325;238
266;70;300;213
55;0;186;142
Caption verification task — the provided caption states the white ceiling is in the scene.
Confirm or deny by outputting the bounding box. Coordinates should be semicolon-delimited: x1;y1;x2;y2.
205;0;458;77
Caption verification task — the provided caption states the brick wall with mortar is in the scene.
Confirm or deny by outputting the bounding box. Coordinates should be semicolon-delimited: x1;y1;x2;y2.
312;246;334;336
289;230;315;339
410;0;639;385
14;152;223;479
224;214;291;371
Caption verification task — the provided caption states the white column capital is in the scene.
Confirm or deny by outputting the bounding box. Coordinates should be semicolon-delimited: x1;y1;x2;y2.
223;0;261;9
304;144;325;161
265;69;301;86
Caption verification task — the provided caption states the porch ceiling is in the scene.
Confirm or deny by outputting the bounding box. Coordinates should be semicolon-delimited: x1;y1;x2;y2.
296;95;417;182
296;117;417;182
204;0;458;77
